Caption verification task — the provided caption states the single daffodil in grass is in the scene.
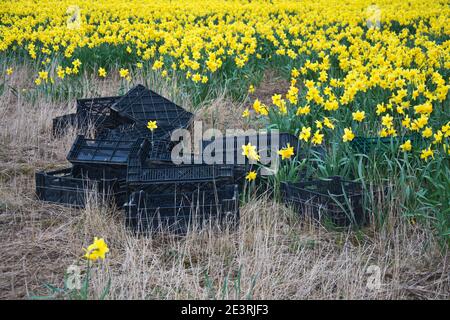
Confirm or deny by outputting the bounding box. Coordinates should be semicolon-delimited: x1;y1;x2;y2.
98;67;107;78
352;110;365;122
311;130;324;145
400;140;412;152
147;120;157;131
422;127;433;138
420;147;434;161
323;117;335;130
278;143;294;160
245;170;257;181
299;126;311;142
83;237;109;261
433;130;443;144
119;68;129;78
342;128;355;142
241;143;260;161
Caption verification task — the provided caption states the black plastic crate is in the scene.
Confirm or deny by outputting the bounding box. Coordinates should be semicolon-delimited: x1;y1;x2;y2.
67;135;150;166
127;163;235;186
200;132;325;165
53;113;114;137
110;85;193;138
52;95;123;137
128;179;235;198
126;135;235;185
71;164;127;180
350;134;420;154
96;124;179;150
105;85;146;114
125;184;239;234
281;176;366;226
76;95;123;130
35;168;127;208
202;131;299;156
76;95;121;119
52;113;78;137
125;136;174;165
96;124;146;140
145;139;174;163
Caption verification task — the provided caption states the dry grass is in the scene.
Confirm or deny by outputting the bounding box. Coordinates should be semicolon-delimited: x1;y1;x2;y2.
0;69;448;300
195;92;251;131
195;69;291;131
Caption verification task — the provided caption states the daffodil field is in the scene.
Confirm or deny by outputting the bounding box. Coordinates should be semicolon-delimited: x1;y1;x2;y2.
1;0;449;242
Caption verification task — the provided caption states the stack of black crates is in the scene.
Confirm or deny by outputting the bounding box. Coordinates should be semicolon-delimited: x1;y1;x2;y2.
38;84;290;234
37;84;370;233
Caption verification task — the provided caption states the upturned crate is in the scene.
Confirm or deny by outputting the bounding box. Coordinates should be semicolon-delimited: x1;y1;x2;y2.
110;84;193;139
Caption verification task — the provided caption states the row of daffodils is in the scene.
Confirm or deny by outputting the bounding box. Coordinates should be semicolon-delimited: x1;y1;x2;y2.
1;0;449;159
